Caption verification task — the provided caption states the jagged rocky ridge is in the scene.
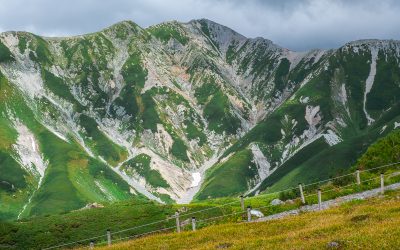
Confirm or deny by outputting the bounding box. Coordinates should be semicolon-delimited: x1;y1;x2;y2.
0;19;400;219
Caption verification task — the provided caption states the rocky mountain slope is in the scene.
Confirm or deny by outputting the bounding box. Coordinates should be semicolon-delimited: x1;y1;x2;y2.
1;19;399;220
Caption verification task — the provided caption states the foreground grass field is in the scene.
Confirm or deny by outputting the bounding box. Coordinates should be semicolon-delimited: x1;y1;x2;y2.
98;189;400;250
0;170;398;249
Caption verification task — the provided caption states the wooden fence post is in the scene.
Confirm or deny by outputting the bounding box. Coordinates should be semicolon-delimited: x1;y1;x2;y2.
175;211;181;233
299;183;305;204
240;195;244;211
317;189;322;210
381;173;385;194
106;229;111;246
356;169;361;185
247;206;252;222
192;217;196;231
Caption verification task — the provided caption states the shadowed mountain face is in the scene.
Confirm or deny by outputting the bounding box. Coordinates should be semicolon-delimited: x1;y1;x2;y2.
0;18;399;220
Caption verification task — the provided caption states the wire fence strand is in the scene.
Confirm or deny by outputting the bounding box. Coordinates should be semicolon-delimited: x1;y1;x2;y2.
180;199;241;218
42;162;400;249
111;225;177;244
358;161;400;173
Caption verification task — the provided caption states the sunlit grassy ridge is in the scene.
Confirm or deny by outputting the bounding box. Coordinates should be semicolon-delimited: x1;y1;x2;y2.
98;190;400;250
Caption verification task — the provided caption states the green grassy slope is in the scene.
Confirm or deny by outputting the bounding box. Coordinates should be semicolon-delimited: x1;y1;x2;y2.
0;71;35;219
1;128;400;249
196;42;400;200
195;149;257;200
0;70;134;220
100;190;400;250
0;199;170;249
1;20;400;222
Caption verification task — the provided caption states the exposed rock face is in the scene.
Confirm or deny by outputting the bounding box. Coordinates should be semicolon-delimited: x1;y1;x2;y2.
1;19;400;219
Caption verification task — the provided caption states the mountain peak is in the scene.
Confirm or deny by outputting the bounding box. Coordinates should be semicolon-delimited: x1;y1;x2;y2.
108;20;140;29
186;18;247;53
102;20;142;37
2;17;400;221
190;18;246;39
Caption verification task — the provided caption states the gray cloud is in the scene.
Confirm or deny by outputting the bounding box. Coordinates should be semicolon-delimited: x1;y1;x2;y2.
0;0;399;51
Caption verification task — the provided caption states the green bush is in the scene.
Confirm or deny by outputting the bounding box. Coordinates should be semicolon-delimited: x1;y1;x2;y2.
279;189;299;201
121;154;169;188
0;42;14;63
355;129;400;172
149;24;189;45
185;120;207;146
171;138;189;162
141;92;161;132
367;52;400;113
204;90;240;134
274;58;290;91
79;114;127;165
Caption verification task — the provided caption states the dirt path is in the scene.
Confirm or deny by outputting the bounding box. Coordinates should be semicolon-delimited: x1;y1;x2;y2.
255;182;400;222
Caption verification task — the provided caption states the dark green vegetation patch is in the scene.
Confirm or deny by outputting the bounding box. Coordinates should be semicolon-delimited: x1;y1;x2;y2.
204;90;241;135
149;23;189;45
196;149;257;200
121;154;169;188
0;41;14;63
171;138;190;162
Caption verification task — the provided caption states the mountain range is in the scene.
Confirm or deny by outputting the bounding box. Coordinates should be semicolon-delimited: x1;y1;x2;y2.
1;19;399;220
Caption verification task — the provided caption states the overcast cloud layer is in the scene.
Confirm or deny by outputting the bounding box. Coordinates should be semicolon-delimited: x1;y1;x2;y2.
0;0;399;51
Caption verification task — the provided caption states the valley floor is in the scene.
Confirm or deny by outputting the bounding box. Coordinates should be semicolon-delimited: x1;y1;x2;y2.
96;189;400;250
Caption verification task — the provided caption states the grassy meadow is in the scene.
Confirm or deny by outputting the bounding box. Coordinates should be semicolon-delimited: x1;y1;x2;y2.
96;189;400;250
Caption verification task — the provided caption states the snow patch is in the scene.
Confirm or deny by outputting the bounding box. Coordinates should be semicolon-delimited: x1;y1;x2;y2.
190;172;201;188
176;154;220;204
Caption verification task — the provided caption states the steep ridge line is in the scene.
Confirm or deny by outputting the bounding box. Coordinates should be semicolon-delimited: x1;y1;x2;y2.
1;20;400;218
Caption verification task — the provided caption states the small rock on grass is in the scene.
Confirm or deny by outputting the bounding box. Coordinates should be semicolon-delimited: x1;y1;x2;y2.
327;241;340;248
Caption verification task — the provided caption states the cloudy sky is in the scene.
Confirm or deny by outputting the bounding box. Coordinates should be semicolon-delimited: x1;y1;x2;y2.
0;0;399;51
